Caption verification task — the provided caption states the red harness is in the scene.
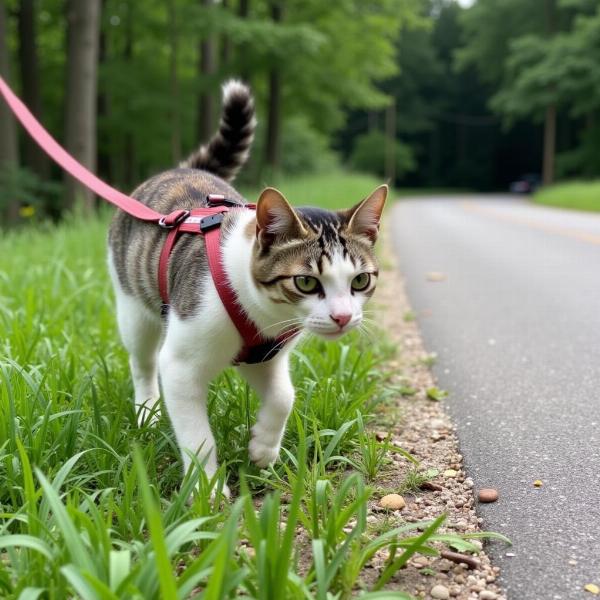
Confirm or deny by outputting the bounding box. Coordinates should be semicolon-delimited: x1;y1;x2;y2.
0;75;296;364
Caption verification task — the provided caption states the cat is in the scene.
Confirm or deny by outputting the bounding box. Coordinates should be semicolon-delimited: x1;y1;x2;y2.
108;80;387;494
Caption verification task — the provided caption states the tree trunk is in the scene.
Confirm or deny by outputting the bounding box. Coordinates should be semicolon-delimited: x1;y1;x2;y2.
169;0;181;162
64;0;101;213
197;0;216;142
384;100;396;184
221;0;231;68
238;0;250;82
265;1;283;171
542;103;556;186
0;0;20;222
97;0;111;183
123;1;135;187
17;0;49;178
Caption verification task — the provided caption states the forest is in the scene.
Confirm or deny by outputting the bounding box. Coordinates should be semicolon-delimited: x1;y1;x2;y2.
1;0;600;222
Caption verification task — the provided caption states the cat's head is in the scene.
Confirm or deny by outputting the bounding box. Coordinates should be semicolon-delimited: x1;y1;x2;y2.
252;185;387;339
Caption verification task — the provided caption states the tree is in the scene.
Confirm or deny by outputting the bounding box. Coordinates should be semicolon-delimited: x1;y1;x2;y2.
264;0;283;170
456;0;592;185
197;0;217;142
17;0;49;178
64;0;101;212
0;0;20;222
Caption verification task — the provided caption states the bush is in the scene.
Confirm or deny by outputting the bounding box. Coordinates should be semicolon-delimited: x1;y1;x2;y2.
238;117;340;185
0;164;63;223
349;131;416;183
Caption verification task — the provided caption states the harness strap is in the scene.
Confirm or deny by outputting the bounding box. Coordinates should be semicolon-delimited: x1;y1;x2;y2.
158;203;298;364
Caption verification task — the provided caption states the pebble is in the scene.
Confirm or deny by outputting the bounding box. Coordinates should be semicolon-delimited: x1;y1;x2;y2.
412;556;430;568
585;584;600;595
479;592;498;600
427;271;447;282
378;494;406;510
478;488;499;503
464;477;474;489
444;469;458;478
431;584;450;599
533;479;543;487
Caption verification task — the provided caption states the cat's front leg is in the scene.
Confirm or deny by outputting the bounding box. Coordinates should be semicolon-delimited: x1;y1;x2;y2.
237;353;295;468
158;319;231;494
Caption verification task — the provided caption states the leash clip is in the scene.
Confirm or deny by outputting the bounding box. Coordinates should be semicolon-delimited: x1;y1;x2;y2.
159;209;191;229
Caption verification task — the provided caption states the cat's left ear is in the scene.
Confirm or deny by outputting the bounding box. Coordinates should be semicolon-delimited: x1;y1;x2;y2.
346;184;388;243
256;187;307;247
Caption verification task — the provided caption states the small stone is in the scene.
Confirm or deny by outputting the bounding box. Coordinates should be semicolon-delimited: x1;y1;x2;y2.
533;479;543;487
378;494;406;510
375;431;388;441
479;592;498;600
367;515;378;524
585;584;600;595
412;556;430;568
431;584;450;599
427;271;447;282
505;552;516;557
568;559;577;566
444;469;458;478
478;488;499;503
464;477;474;489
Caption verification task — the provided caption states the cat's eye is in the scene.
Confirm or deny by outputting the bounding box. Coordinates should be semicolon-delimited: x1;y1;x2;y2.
294;275;320;294
351;273;371;291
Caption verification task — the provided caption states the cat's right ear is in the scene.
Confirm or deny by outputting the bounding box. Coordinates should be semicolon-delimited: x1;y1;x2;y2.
256;187;307;247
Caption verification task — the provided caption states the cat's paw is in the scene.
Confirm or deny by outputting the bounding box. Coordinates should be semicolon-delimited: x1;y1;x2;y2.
249;436;280;468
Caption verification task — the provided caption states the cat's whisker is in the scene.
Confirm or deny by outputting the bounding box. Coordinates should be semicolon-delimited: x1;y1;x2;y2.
257;317;305;337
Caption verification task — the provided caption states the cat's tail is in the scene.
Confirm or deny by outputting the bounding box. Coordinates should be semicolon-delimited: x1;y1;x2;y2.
180;79;256;182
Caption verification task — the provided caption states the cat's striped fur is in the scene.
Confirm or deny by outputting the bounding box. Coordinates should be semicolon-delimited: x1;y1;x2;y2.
107;80;386;493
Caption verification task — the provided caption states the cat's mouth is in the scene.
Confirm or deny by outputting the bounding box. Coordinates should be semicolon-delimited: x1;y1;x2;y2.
308;323;358;340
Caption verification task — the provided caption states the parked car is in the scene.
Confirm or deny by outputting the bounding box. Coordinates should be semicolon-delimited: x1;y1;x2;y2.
509;174;541;194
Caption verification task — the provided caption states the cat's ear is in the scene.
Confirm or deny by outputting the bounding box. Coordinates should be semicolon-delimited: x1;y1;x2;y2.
346;184;388;243
256;187;307;246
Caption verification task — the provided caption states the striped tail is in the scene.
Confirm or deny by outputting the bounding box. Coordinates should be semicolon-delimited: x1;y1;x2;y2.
181;80;256;182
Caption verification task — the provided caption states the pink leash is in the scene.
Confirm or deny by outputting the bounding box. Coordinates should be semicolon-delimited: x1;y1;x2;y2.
0;75;162;222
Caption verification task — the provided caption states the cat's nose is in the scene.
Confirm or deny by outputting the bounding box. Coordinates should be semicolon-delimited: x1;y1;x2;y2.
330;313;352;328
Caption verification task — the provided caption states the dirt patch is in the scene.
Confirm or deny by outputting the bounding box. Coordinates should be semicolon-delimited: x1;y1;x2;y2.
364;226;507;600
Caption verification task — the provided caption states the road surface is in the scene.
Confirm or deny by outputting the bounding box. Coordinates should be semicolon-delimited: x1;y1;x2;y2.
390;196;600;600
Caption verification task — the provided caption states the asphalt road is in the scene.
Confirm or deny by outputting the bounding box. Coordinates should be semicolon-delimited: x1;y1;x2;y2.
390;196;600;600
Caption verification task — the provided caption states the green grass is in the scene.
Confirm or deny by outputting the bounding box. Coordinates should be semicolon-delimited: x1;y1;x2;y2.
240;170;388;210
0;172;506;598
534;180;600;212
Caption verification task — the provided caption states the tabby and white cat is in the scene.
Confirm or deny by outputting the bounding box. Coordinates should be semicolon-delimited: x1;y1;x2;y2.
108;80;386;491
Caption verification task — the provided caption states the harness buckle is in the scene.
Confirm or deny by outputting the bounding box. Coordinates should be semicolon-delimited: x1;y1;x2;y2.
159;209;191;229
200;212;225;232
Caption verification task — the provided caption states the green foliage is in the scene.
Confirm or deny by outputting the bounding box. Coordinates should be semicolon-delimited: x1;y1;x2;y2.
240;117;339;184
240;171;388;210
534;180;600;212
349;132;416;181
0;165;63;220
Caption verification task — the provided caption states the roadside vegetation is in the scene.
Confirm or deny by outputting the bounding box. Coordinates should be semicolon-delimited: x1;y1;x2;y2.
534;181;600;213
0;172;504;598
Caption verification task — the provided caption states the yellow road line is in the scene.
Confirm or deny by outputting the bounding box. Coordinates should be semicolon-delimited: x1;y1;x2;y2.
460;200;600;246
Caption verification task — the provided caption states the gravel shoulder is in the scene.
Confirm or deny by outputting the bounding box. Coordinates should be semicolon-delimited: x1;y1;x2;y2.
367;225;507;600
